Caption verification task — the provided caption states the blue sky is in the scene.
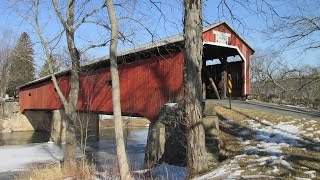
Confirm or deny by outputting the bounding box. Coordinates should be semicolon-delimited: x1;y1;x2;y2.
0;0;319;74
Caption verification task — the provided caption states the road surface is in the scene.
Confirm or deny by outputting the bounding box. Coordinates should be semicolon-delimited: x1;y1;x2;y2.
209;99;320;121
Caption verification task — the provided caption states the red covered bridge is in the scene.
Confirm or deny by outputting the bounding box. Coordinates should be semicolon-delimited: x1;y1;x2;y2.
19;22;254;121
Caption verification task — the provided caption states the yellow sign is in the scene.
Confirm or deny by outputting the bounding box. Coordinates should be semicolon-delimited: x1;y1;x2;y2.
227;74;232;94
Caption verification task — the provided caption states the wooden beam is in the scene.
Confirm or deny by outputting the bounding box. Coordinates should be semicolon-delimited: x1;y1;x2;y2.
203;68;220;100
219;57;228;99
202;82;206;100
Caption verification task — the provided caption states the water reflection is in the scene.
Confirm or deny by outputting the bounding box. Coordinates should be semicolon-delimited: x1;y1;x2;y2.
89;128;148;170
0;131;50;146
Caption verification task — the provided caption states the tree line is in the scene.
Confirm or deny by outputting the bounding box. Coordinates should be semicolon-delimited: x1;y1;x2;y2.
0;31;61;98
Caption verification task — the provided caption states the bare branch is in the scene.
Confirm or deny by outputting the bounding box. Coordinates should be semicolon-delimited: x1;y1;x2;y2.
74;3;106;30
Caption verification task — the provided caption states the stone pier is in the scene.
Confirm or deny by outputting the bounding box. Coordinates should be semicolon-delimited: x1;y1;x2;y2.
1;102;99;143
50;110;99;143
1;102;51;132
144;101;220;167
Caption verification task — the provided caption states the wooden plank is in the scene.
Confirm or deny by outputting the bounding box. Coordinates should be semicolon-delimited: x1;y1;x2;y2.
203;68;220;100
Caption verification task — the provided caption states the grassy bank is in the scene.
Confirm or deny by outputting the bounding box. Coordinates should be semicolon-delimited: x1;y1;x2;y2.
200;104;320;179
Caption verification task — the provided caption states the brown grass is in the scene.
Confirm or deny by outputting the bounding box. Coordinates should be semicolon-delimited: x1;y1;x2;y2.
215;105;320;140
100;118;150;128
17;162;96;180
212;104;320;179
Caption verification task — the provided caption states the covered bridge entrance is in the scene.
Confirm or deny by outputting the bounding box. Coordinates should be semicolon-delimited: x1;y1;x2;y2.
19;22;254;122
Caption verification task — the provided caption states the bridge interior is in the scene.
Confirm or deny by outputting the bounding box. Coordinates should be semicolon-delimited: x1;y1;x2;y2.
202;43;245;99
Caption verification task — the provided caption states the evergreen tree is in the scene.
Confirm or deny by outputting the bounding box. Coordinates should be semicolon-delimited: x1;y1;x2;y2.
7;32;35;96
39;55;60;78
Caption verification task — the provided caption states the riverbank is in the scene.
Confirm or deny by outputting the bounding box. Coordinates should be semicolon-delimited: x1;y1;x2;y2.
99;117;150;128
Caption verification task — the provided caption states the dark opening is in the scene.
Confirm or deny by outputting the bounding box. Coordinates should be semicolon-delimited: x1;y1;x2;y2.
107;80;112;86
29;93;31;96
202;44;244;99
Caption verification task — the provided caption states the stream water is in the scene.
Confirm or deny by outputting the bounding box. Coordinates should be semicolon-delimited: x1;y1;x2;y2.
0;128;148;176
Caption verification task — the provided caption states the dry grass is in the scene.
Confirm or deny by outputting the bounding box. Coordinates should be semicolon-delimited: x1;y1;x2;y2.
215;105;320;140
212;104;320;179
17;161;96;180
100;118;150;128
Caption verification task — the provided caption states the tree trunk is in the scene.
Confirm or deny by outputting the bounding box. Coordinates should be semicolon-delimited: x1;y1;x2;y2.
106;0;132;179
183;0;208;177
50;0;81;166
63;108;77;166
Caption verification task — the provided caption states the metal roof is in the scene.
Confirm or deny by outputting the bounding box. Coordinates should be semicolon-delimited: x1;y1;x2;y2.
19;21;253;89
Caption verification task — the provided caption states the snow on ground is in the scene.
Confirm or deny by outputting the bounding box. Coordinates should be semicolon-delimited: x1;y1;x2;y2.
194;162;241;180
0;143;64;172
150;163;187;179
195;116;320;179
132;163;187;180
0;111;318;179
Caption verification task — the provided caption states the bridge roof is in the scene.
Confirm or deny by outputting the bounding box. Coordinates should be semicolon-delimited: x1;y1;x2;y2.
19;21;253;89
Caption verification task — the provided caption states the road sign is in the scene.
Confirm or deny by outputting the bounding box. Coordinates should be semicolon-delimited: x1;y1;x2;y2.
227;75;232;94
228;74;232;109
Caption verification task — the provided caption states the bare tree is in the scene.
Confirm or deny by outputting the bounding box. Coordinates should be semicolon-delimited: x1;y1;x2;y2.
183;0;208;177
0;29;15;99
7;0;109;165
251;50;320;109
105;0;132;179
264;1;320;50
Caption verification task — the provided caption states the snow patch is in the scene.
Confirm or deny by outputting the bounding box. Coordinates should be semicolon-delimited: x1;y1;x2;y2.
223;119;237;125
165;103;178;107
241;175;276;179
194;163;241;180
313;146;320;151
304;170;316;178
242;118;309;155
134;163;187;180
272;166;279;173
261;119;273;126
313;137;320;143
309;120;317;123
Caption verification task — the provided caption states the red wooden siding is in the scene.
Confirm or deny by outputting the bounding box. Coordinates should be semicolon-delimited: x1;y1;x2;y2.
19;52;184;121
202;23;254;96
19;22;254;121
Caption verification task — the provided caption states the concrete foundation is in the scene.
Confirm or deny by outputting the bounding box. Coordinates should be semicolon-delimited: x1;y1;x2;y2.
1;102;99;143
144;103;187;168
159;104;187;166
144;121;165;168
50;110;99;143
144;101;220;167
1;102;51;132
